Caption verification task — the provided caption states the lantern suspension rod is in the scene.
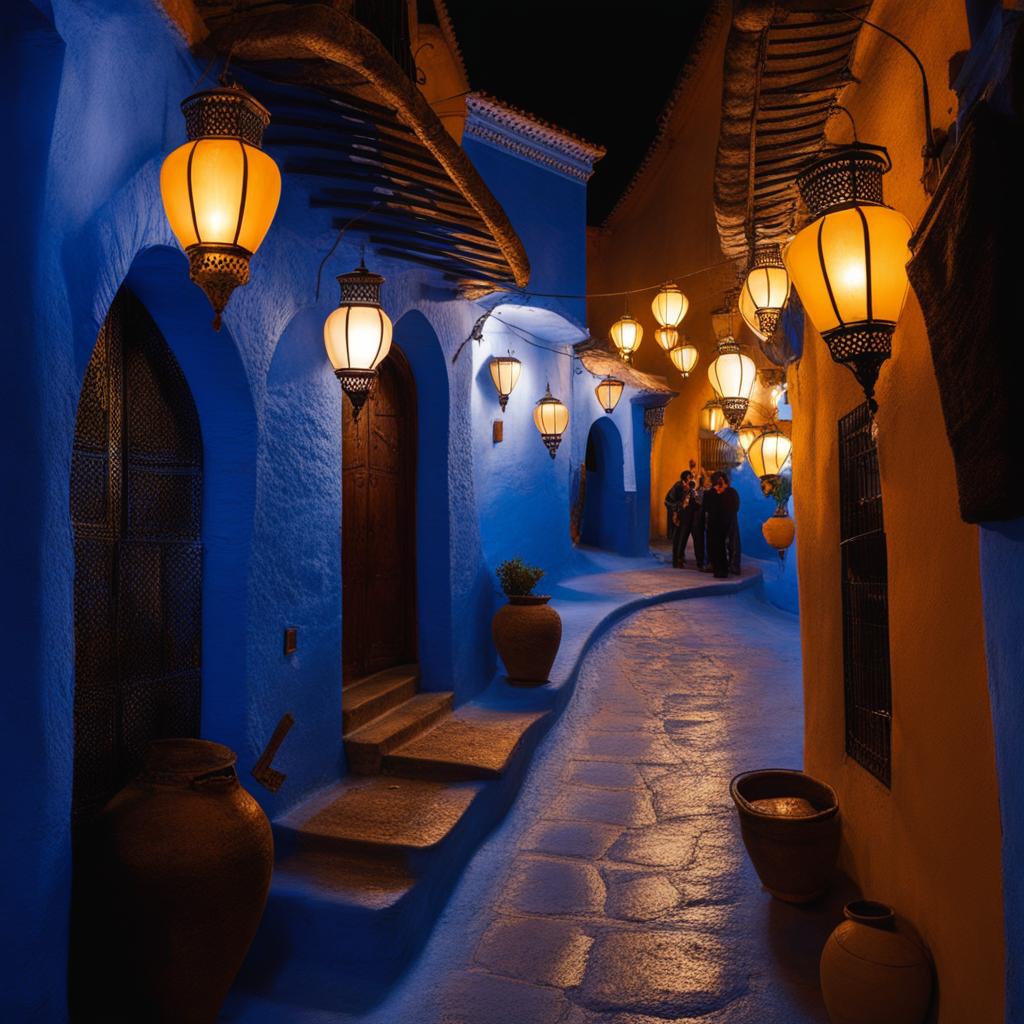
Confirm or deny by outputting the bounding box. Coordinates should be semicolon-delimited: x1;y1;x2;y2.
314;201;383;301
827;102;859;143
808;7;938;159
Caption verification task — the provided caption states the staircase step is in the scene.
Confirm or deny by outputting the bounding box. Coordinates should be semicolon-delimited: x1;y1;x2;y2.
277;774;483;866
383;707;548;781
342;664;419;734
345;691;454;774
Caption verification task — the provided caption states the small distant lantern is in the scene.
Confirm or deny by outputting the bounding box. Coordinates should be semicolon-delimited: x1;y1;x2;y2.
489;354;522;412
707;338;757;430
785;144;913;411
746;428;793;485
160;84;281;330
668;342;699;378
534;385;569;458
651;284;689;328
609;314;643;364
654;326;678;352
323;261;393;420
699;400;726;435
740;243;791;339
595;376;625;414
736;423;761;455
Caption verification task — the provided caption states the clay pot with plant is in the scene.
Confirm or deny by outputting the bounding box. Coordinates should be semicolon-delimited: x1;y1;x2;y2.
761;475;795;556
492;558;562;685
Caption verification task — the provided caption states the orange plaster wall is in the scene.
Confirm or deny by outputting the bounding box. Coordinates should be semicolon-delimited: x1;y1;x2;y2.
586;1;744;539
790;2;1005;1021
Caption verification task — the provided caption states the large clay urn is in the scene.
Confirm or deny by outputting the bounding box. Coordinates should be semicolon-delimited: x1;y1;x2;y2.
493;594;562;685
730;768;840;903
97;739;274;1023
762;510;795;552
820;900;932;1024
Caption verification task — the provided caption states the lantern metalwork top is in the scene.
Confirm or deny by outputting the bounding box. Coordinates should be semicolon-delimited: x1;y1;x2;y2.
181;84;271;146
796;144;891;220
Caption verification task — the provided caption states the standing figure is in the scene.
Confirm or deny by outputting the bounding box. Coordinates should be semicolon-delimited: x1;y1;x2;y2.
703;471;733;578
724;474;741;575
692;472;708;571
664;470;693;568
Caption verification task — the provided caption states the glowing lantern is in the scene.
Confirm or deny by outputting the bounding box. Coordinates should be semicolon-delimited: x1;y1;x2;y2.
747;428;793;484
160;84;281;330
609;314;643;363
736;423;761;454
785;144;912;410
699;400;726;435
668;342;699;378
707;339;757;429
651;284;689;328
741;243;791;339
738;284;766;341
654;326;678;352
595;376;625;415
324;261;393;420
534;385;569;458
489;354;522;412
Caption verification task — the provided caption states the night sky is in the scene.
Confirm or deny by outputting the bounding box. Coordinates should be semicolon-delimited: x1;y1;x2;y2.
438;0;715;224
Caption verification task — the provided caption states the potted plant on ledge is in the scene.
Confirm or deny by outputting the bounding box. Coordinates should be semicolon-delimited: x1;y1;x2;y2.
492;558;562;685
761;475;795;558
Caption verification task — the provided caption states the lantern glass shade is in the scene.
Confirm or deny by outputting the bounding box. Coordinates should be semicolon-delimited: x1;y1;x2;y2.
785;205;912;337
489;356;522;411
595;377;625;414
741;243;791;337
534;387;570;458
737;423;761;454
609;315;643;361
668;343;699;377
699;401;726;434
651;285;689;328
654;326;678;352
707;345;757;408
738;286;766;341
324;304;393;374
159;86;281;329
747;429;793;480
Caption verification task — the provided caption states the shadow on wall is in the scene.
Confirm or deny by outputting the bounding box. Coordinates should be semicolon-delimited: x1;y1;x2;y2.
581;416;634;555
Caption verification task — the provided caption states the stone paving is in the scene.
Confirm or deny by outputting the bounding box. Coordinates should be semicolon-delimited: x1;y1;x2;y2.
328;588;845;1024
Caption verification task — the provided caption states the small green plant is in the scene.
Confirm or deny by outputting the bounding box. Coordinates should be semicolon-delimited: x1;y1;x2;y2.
496;558;544;597
761;474;792;513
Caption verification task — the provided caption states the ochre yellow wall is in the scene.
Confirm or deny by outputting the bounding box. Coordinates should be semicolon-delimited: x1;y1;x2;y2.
791;3;1004;1021
587;1;743;538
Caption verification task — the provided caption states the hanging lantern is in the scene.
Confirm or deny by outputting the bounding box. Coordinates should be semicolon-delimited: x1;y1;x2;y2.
668;342;699;378
594;376;625;415
534;385;569;458
784;144;912;411
654;326;678;352
489;354;522;412
609;314;643;363
160;84;281;330
707;338;757;429
699;400;726;434
736;423;761;455
651;284;689;328
746;428;793;485
323;261;393;420
738;285;767;342
740;243;791;339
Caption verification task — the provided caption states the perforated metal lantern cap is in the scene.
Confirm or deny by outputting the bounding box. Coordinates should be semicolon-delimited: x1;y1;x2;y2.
785;144;912;411
595;376;625;414
160;84;281;329
324;262;394;420
533;385;569;458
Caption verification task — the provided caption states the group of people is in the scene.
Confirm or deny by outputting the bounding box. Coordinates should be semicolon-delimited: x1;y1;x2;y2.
664;462;741;579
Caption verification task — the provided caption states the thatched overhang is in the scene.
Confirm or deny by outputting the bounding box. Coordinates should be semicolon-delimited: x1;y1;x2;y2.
166;2;530;295
714;1;868;262
576;346;678;409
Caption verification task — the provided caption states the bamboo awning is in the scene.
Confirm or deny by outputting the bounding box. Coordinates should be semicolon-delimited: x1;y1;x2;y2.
180;3;530;295
714;1;868;261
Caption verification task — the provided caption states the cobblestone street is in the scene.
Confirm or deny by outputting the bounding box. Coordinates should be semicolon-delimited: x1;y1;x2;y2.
341;589;843;1024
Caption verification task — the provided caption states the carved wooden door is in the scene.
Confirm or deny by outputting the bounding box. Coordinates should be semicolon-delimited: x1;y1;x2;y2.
70;287;203;826
342;347;416;682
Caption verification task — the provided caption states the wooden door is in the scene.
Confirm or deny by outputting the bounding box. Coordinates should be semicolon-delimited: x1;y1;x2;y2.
342;347;416;682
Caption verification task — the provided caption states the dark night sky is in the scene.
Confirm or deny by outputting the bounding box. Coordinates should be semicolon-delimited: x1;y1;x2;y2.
439;0;715;224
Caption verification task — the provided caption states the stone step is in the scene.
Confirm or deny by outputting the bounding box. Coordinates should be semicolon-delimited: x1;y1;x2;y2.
344;691;454;774
341;664;420;734
383;707;549;781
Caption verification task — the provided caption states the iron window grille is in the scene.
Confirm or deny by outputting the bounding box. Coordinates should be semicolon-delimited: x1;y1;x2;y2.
838;402;892;786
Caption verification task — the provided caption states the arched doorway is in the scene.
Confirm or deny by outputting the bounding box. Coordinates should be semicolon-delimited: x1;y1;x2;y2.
581;417;627;553
70;286;203;823
342;346;417;682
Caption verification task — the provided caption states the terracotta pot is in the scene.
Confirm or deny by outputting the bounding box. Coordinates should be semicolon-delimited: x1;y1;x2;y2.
820;900;932;1024
492;594;562;685
97;739;274;1023
762;511;795;551
730;769;840;903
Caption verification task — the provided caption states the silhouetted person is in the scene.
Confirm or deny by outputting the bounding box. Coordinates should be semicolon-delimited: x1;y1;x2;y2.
724;475;741;574
665;470;695;567
704;471;738;579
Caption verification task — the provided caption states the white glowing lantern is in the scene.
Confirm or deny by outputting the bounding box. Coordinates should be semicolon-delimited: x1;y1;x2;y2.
534;385;569;458
747;428;793;483
594;376;625;414
668;342;699;378
610;315;643;363
699;400;726;434
651;284;689;328
654;326;678;352
740;243;791;339
707;339;757;429
489;354;522;412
